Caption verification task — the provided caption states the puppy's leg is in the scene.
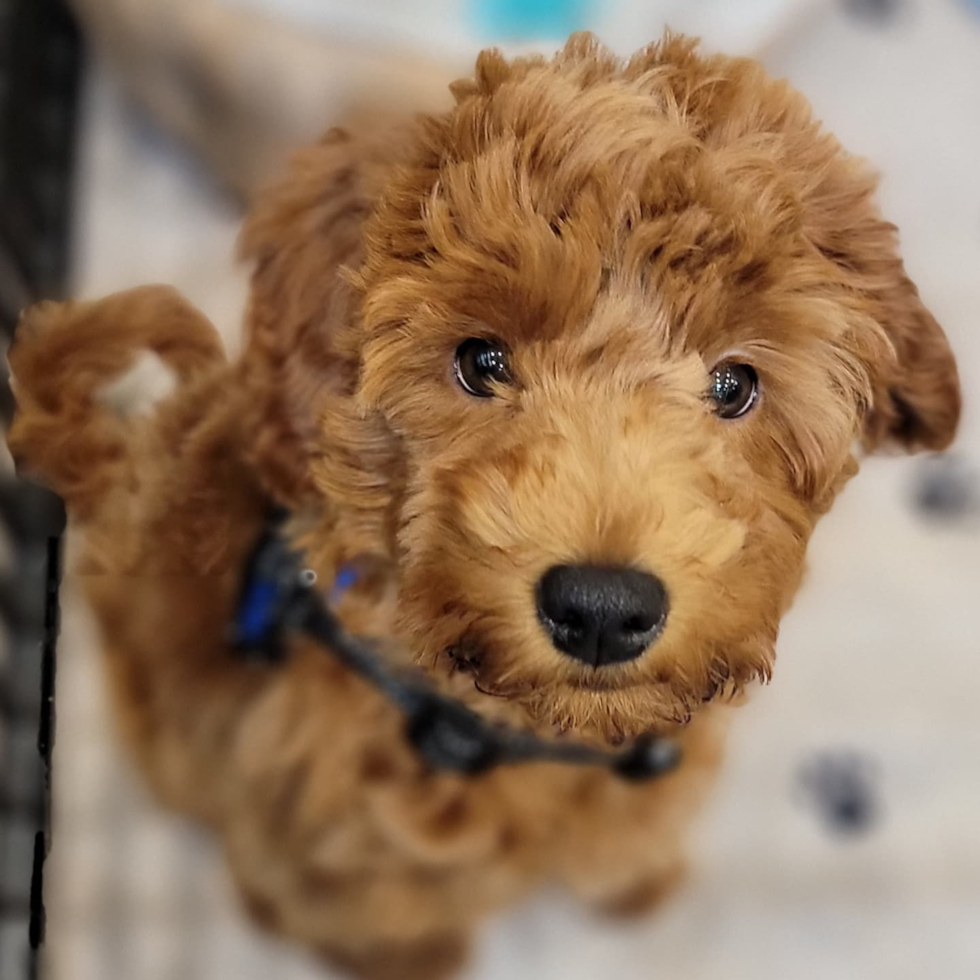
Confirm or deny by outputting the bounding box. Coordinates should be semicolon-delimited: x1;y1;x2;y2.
562;802;690;919
595;858;688;918
5;286;271;822
321;933;472;980
6;285;224;518
558;708;728;918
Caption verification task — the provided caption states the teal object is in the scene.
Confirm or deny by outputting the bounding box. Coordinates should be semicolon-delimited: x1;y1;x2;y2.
473;0;594;40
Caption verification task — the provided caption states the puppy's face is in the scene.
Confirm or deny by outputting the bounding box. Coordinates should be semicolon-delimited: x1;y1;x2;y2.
307;36;960;741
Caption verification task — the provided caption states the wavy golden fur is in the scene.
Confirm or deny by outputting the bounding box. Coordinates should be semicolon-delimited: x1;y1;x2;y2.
7;33;960;979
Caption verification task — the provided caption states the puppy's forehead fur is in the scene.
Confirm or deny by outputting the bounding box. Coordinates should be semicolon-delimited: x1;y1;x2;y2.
362;34;861;343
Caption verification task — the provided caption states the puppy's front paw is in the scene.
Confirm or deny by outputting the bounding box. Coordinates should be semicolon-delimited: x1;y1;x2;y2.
324;932;472;980
595;859;688;919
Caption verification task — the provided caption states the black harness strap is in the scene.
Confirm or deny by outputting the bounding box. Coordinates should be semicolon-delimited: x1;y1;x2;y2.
231;517;681;780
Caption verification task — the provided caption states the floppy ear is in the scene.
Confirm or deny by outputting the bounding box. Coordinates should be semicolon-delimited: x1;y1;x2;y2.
802;159;961;454
861;269;961;452
237;126;402;508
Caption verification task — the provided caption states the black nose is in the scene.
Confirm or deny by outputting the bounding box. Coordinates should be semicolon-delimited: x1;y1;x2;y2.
535;565;668;667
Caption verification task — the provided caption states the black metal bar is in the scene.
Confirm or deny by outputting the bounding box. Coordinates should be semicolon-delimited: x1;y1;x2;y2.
0;2;82;978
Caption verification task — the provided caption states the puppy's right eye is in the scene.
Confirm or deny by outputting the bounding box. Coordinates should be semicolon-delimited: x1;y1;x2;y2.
709;362;759;419
454;338;511;397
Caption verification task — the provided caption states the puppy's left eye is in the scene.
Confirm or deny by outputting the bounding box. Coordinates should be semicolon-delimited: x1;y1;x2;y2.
454;338;511;397
709;362;759;419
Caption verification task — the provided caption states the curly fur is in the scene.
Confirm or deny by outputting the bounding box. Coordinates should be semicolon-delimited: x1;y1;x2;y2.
7;33;960;979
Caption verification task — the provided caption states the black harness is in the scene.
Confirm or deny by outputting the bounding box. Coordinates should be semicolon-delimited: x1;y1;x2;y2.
231;514;680;781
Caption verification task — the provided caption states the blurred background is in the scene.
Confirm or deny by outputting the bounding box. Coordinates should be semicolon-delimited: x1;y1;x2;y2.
1;0;978;978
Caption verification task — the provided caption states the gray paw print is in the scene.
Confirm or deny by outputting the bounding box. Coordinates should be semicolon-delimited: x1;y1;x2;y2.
796;750;881;836
912;454;979;522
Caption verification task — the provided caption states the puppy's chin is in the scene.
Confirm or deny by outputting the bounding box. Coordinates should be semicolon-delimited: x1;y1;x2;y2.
437;653;705;745
515;681;707;743
423;625;770;744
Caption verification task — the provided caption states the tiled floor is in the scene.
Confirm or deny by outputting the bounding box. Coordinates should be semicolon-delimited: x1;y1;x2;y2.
41;2;980;979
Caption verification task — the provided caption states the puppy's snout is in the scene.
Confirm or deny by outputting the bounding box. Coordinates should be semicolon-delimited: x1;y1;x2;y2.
536;565;668;667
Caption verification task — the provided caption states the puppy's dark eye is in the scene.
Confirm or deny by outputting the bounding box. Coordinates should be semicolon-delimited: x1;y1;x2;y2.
454;338;511;397
709;362;759;419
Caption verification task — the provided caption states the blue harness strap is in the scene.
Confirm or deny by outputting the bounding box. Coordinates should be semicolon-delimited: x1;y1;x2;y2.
235;576;282;649
232;528;360;657
331;564;360;601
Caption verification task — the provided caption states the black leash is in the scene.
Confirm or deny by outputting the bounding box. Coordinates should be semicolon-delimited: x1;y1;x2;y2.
230;514;681;780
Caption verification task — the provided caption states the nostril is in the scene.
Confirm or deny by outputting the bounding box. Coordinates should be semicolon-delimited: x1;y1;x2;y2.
554;609;585;631
623;614;655;633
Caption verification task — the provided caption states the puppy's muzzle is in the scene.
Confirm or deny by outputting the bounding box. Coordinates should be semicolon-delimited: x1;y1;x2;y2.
536;565;668;667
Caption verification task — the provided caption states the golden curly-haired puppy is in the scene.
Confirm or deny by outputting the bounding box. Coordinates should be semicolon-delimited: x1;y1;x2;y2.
8;32;960;980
